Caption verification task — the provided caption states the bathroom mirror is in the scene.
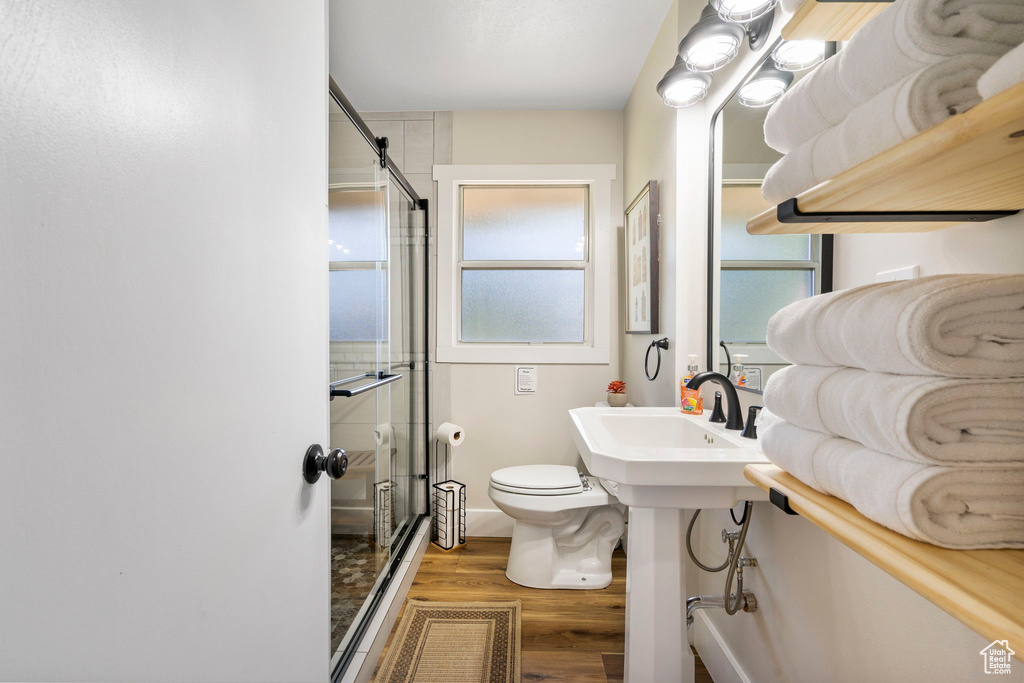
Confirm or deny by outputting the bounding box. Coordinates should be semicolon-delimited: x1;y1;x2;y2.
706;45;834;393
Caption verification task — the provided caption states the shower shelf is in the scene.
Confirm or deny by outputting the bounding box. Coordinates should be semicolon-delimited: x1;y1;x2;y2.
746;81;1024;235
745;463;1024;657
781;0;890;41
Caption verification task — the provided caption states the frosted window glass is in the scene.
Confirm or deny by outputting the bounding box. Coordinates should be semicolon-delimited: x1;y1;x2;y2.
721;186;810;261
461;270;584;342
720;269;813;343
329;270;386;341
329;189;386;262
462;187;586;261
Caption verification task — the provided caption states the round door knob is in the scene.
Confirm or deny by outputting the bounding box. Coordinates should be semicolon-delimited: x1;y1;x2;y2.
303;444;348;484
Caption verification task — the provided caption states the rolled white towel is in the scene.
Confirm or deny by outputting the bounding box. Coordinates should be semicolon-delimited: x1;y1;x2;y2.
764;0;1024;154
762;53;994;202
979;41;1024;99
766;274;1024;377
763;365;1024;464
761;420;1024;548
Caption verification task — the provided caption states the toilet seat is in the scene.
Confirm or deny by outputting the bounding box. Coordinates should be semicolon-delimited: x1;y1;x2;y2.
489;464;584;496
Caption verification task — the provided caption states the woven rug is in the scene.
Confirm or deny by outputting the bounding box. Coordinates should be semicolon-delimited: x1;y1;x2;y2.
375;600;521;682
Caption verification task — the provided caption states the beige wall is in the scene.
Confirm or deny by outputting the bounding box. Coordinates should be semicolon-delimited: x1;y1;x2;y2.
623;0;682;407
442;110;625;529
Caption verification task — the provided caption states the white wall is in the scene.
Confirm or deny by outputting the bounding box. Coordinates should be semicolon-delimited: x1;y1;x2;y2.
0;3;329;681
445;110;624;531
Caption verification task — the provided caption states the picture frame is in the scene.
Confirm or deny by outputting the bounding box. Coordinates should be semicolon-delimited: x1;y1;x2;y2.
624;180;659;334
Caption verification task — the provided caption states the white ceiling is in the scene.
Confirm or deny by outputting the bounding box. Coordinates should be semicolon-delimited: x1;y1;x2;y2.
329;0;676;111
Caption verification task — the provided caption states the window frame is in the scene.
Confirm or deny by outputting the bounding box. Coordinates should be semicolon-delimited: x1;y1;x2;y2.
434;164;615;364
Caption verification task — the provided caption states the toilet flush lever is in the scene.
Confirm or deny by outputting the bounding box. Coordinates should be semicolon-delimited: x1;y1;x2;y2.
303;444;349;484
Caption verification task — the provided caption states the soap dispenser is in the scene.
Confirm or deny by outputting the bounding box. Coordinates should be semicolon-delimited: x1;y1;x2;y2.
730;354;748;388
683;354;699;384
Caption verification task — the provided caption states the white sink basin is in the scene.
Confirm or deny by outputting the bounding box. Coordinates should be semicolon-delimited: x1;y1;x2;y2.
569;406;769;508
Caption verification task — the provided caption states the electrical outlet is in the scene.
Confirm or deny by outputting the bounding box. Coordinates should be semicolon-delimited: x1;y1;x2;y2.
876;265;920;283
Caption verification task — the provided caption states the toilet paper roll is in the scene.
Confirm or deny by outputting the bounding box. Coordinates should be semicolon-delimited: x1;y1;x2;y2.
433;422;465;447
374;424;394;447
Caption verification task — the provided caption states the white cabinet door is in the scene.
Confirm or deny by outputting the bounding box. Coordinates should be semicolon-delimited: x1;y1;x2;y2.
0;3;329;681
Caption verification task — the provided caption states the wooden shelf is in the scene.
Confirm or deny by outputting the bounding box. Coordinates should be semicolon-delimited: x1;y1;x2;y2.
745;463;1024;655
781;0;890;41
747;81;1024;234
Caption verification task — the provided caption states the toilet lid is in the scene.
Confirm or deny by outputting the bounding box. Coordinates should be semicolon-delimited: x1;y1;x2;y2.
489;465;583;493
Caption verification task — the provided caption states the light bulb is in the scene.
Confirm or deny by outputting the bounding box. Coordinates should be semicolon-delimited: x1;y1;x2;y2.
712;0;779;23
663;78;710;107
772;40;827;71
657;58;713;109
739;76;788;107
683;34;741;72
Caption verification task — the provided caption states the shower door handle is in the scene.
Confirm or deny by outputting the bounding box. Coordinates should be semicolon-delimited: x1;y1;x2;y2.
302;444;348;484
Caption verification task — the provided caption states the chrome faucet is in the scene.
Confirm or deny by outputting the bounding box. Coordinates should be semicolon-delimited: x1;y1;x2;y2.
685;372;744;431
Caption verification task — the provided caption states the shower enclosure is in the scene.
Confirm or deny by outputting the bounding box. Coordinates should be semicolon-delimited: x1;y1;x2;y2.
327;79;428;679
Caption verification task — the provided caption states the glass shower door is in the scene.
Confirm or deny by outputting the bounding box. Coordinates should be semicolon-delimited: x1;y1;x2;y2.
327;109;392;660
326;98;428;677
386;178;427;553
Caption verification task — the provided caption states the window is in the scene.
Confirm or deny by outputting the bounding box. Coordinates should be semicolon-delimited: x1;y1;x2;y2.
718;182;825;361
435;165;614;364
328;186;388;342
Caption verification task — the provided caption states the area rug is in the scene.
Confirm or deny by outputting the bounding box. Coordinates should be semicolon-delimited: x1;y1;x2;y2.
375;600;521;682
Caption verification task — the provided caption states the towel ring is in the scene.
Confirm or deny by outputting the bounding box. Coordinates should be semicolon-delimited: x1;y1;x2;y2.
644;338;670;381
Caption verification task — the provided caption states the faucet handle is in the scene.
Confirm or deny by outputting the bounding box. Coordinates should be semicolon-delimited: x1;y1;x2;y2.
740;406;762;439
708;391;727;423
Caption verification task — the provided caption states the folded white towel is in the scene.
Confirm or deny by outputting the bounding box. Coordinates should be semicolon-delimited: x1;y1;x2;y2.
766;274;1024;377
763;365;1024;464
761;54;993;202
979;40;1024;98
761;420;1024;548
764;0;1024;154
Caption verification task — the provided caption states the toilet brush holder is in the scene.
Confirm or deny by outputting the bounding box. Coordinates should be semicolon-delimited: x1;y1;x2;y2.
432;480;466;551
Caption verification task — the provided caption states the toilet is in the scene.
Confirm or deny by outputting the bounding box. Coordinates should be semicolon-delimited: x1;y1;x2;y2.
488;464;625;590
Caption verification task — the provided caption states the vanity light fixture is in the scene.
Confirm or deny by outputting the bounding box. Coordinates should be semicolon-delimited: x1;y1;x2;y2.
738;64;793;108
772;40;828;71
711;0;779;24
678;5;745;72
657;57;713;108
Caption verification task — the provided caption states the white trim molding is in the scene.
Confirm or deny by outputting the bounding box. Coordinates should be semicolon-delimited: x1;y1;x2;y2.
433;163;615;364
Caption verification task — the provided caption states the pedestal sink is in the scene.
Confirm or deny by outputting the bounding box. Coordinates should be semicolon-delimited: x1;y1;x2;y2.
569;406;769;683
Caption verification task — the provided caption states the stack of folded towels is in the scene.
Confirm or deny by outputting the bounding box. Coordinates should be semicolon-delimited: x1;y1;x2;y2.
759;274;1024;549
762;0;1024;203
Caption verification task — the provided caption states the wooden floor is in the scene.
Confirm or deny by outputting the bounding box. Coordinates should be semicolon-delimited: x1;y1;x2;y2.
373;537;713;682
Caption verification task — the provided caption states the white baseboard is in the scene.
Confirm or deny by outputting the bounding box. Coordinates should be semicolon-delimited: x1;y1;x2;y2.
693;610;752;683
466;508;513;537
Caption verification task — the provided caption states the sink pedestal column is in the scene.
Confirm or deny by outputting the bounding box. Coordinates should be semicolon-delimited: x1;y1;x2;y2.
625;507;694;683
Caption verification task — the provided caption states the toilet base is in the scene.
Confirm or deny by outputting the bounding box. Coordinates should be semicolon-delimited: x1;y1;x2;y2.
504;505;624;590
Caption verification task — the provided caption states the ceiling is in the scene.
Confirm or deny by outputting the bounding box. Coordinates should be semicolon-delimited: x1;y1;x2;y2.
328;0;676;111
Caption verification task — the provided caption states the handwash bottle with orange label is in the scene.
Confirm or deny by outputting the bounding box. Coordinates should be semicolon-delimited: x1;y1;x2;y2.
680;355;703;415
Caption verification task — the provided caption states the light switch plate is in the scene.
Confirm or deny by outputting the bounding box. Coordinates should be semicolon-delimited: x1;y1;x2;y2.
876;265;920;283
515;366;537;395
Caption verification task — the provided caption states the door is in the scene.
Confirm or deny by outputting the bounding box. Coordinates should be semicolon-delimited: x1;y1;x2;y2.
0;4;329;682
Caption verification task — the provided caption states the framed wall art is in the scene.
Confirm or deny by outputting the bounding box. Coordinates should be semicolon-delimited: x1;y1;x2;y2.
624;180;659;334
